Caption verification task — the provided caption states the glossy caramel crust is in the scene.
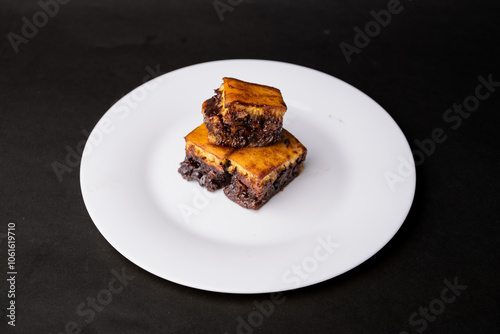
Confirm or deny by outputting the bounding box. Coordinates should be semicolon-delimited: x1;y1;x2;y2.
227;129;307;184
179;125;307;209
184;124;235;170
179;124;235;191
201;78;287;148
221;77;287;118
224;156;305;209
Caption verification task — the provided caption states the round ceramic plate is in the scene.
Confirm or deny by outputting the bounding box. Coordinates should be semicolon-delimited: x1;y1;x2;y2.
80;59;416;293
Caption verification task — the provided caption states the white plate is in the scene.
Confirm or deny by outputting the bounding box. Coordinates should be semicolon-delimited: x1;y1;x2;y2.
80;59;416;293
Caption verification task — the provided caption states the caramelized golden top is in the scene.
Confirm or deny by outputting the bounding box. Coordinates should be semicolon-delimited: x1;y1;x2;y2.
184;125;306;182
227;129;306;184
220;77;287;117
185;124;235;170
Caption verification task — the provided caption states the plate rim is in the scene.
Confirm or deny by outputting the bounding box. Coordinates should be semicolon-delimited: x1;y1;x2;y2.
80;58;416;294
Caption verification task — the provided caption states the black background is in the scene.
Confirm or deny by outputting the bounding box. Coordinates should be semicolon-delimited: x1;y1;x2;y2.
1;0;499;333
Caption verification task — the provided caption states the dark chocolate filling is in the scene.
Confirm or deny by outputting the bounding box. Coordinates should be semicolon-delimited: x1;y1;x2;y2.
202;90;283;148
223;153;306;209
205;121;282;148
203;92;221;117
178;155;231;192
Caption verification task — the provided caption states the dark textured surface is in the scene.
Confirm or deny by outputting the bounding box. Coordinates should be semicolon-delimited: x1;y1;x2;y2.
224;155;305;210
178;155;231;192
1;0;499;333
203;92;284;148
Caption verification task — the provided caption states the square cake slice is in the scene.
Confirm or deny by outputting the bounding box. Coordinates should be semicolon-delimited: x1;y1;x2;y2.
224;129;307;209
178;124;235;191
202;77;287;148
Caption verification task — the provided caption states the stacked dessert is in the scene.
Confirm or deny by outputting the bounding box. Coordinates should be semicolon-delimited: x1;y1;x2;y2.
178;77;307;210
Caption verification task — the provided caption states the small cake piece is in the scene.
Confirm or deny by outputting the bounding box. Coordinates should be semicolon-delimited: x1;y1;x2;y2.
178;124;235;191
202;77;287;147
224;129;307;209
